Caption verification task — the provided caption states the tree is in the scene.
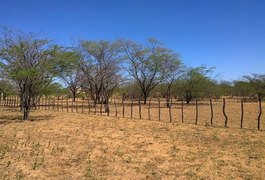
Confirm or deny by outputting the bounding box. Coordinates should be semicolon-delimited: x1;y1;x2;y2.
244;74;265;101
79;40;122;111
0;79;16;100
175;66;215;104
233;80;254;99
122;38;181;104
0;29;57;120
55;48;82;102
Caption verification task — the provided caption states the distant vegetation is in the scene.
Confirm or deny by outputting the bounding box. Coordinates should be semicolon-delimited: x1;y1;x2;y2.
0;28;265;119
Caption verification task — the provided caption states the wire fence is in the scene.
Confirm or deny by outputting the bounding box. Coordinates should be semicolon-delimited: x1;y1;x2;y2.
0;95;264;130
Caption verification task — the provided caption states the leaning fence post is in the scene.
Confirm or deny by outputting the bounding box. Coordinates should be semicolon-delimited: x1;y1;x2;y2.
139;97;142;119
195;98;198;125
223;98;228;127
181;98;184;123
131;98;134;119
258;98;262;130
240;99;244;129
210;98;213;125
148;98;151;120
158;97;161;121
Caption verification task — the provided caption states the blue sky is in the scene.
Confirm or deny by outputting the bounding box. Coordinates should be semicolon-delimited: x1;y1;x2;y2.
0;0;264;81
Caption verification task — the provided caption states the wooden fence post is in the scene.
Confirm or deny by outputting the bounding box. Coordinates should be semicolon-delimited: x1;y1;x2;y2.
100;100;103;115
71;99;74;112
122;98;125;118
88;99;91;113
76;98;78;113
52;98;55;110
106;102;110;116
169;97;172;122
181;98;184;123
131;98;134;118
240;99;244;129
94;102;97;115
82;98;84;113
195;98;198;125
66;98;69;112
139;97;141;119
148;98;151;120
45;97;47;110
48;97;51;110
114;98;118;116
210;98;213;125
258;98;262;130
158;98;161;121
57;97;60;111
61;97;64;112
223;98;228;127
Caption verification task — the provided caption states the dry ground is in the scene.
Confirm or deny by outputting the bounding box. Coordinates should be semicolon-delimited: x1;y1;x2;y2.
0;107;265;179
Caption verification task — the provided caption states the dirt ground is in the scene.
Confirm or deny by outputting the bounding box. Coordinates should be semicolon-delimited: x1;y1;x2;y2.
0;107;264;179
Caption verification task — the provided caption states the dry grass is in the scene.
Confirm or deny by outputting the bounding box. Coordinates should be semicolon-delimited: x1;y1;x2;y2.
0;106;265;179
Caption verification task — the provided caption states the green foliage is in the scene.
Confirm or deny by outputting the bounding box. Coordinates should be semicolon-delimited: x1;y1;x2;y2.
174;66;216;103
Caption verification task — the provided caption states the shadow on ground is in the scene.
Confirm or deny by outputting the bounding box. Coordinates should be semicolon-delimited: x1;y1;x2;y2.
0;109;54;125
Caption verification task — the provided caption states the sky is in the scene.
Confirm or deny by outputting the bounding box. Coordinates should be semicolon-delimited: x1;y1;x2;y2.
0;0;264;81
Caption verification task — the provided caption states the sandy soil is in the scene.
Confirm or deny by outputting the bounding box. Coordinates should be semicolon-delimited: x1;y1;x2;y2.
0;107;264;179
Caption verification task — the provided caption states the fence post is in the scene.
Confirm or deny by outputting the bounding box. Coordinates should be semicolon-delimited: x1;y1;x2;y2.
71;99;74;113
100;100;103;115
258;98;262;130
240;99;244;129
195;98;198;125
107;101;110;116
82;98;84;113
45;97;47;110
223;98;228;127
131;98;133;118
210;98;213;125
139;97;141;119
76;98;78;113
114;98;118;116
94;102;97;115
52;98;54;110
66;98;69;112
88;99;91;113
57;96;60;111
169;97;172;122
61;97;64;111
122;98;125;118
48;97;51;110
158;98;161;121
181;98;184;123
148;98;151;120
